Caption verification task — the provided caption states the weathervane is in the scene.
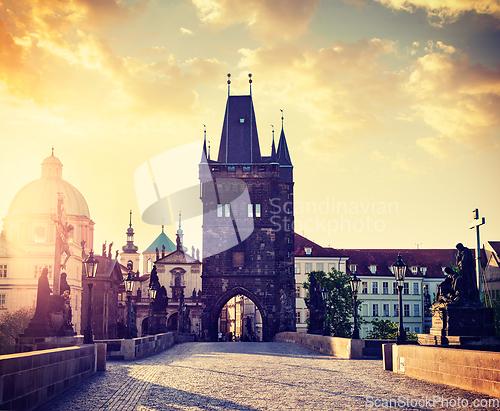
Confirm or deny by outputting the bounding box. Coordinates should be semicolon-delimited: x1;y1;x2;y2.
227;73;231;96
249;73;252;95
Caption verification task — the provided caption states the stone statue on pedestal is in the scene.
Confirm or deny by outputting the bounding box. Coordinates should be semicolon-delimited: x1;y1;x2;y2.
305;273;326;335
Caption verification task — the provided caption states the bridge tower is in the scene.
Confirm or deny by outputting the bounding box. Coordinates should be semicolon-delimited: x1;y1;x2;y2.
199;81;295;341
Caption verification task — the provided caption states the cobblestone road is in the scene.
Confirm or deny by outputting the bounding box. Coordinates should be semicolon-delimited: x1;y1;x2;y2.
38;342;499;411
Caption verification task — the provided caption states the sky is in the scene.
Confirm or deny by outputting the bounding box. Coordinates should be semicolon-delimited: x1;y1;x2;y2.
0;0;499;261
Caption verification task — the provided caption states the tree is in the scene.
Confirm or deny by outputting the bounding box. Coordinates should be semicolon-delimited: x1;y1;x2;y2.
0;305;35;354
367;319;398;339
303;269;362;338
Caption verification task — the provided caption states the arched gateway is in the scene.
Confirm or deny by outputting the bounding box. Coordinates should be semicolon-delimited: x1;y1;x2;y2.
200;84;296;341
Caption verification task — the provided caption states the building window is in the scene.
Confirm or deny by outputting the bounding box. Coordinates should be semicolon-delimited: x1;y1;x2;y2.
0;294;5;309
403;283;409;295
411;266;418;275
147;258;153;273
295;285;301;298
413;283;419;295
423;284;429;296
243;166;250;172
421;267;427;276
404;304;410;317
372;304;379;317
394;304;399;317
305;247;312;255
383;304;389;317
225;204;231;217
382;282;389;295
296;311;301;323
316;263;323;271
0;265;7;278
34;227;46;243
305;263;312;274
247;204;253;218
393;282;398;295
414;326;420;334
414;304;420;317
295;263;300;274
118;293;122;301
362;282;368;294
217;204;223;217
350;264;357;273
255;204;261;218
372;282;378;294
369;265;377;274
34;265;52;279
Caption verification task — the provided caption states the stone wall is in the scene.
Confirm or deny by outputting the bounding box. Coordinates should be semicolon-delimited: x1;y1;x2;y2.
98;332;193;361
392;344;500;397
0;344;99;411
275;332;364;359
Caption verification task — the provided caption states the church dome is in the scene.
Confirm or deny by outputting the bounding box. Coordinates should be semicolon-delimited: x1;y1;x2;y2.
6;151;90;218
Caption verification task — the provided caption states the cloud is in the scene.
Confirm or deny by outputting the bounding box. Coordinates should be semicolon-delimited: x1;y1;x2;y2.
237;39;403;154
375;0;500;26
180;27;194;35
0;0;225;118
406;44;500;157
192;0;321;43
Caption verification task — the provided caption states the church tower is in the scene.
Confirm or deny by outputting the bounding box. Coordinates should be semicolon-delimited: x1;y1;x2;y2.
120;211;140;271
200;75;295;341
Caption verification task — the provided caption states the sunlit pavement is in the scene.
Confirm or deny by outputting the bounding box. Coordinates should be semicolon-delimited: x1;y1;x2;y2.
38;342;498;410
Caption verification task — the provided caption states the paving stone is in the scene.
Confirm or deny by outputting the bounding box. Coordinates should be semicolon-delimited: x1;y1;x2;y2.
37;342;500;410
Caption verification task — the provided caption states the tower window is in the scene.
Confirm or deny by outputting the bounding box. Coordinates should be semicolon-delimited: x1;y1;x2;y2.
255;204;261;218
217;204;223;217
248;204;253;218
225;204;231;217
240;118;245;123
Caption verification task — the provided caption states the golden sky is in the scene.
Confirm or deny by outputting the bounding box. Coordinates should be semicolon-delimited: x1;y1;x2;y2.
1;0;499;256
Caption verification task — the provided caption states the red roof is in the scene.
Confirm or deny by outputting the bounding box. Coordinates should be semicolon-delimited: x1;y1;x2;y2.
343;249;457;278
294;233;348;257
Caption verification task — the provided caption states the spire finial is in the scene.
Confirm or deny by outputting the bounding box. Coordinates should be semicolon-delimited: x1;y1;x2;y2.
227;73;231;96
51;145;54;156
248;73;252;96
208;140;211;161
271;124;274;141
129;210;132;228
280;109;284;125
178;211;182;230
161;225;164;233
203;124;206;143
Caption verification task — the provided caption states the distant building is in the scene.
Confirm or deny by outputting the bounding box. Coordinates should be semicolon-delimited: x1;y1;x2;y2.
0;150;94;334
293;233;453;337
294;233;348;333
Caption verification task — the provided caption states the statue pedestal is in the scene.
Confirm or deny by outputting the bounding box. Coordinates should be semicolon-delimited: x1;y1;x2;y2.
15;335;84;353
418;305;498;348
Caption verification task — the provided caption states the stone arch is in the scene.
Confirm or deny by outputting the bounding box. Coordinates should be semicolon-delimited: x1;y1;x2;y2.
210;286;269;342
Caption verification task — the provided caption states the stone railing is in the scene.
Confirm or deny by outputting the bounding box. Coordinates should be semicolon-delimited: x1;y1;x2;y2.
275;332;394;359
0;343;106;411
389;344;500;397
97;332;195;361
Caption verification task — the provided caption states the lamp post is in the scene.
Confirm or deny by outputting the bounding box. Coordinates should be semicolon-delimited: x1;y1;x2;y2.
392;253;408;345
321;286;329;336
124;270;135;339
350;274;361;339
83;250;99;344
148;282;157;335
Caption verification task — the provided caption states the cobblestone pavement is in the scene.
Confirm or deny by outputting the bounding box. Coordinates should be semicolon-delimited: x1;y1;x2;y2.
38;342;499;411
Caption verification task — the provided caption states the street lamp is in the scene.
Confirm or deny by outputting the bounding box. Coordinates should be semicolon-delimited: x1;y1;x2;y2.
148;282;157;335
321;286;329;336
350;274;361;339
84;249;99;344
392;253;408;345
124;270;135;339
